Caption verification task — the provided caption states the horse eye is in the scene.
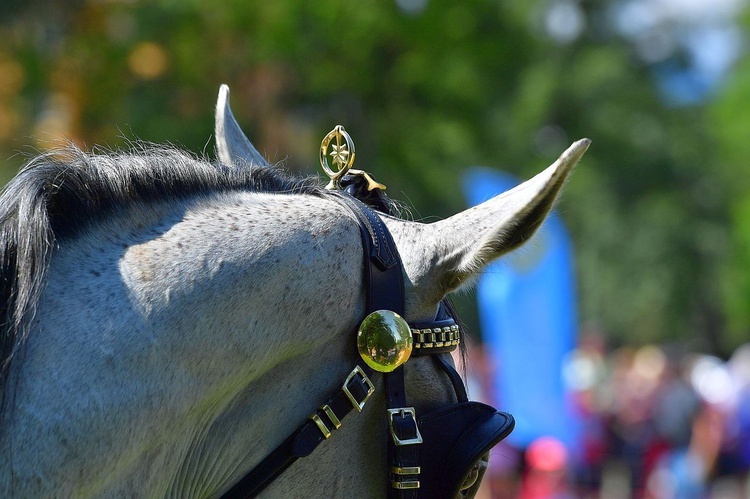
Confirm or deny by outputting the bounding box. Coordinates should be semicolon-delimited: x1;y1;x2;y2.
460;462;481;491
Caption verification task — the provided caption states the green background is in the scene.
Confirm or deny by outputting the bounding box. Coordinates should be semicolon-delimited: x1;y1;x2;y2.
2;0;750;355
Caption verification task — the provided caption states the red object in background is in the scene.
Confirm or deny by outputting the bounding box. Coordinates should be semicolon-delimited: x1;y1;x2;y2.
521;437;571;499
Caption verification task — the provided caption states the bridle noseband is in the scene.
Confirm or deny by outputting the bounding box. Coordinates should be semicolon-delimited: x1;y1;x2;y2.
221;127;514;498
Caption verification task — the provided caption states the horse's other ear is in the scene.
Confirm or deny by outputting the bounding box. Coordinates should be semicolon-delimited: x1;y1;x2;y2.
215;84;269;167
431;139;590;293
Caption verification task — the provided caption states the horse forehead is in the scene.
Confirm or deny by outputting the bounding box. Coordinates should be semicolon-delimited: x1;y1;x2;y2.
49;192;363;312
122;192;353;251
135;192;358;264
105;191;440;320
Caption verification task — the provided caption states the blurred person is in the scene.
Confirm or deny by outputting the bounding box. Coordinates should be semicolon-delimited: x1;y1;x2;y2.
712;344;750;494
564;331;610;496
603;346;666;496
644;351;705;499
521;436;573;499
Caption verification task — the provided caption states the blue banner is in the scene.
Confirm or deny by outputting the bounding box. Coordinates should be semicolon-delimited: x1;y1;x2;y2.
463;167;581;451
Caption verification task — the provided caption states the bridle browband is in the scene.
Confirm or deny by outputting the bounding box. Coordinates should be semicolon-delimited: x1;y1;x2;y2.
221;128;514;498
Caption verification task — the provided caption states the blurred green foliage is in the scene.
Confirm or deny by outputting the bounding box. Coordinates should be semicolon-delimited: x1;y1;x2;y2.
0;0;747;354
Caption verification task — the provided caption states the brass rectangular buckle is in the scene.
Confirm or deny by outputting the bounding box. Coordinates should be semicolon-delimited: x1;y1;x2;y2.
390;466;421;489
342;365;375;412
392;466;421;475
387;407;423;446
309;404;342;439
310;414;332;439
391;480;420;490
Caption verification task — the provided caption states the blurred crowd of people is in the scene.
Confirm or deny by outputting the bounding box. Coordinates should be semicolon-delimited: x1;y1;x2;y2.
467;338;750;498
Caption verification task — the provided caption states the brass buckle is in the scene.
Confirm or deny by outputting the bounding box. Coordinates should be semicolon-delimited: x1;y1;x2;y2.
387;407;423;446
391;480;420;490
310;414;332;439
391;466;421;490
342;365;375;412
392;466;421;475
309;404;342;439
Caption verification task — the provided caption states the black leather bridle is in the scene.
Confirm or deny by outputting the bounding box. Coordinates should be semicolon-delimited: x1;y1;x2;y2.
221;178;514;498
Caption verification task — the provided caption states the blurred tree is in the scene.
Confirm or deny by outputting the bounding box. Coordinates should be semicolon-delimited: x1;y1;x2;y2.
0;0;743;353
711;13;750;350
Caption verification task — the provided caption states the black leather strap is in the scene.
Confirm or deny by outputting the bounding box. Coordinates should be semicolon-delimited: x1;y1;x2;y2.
221;363;375;498
331;192;399;272
340;173;392;213
331;192;404;315
434;354;468;403
385;366;419;499
332;193;417;499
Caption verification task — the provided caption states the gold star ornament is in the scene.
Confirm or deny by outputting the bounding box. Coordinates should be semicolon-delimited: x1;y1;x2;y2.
319;125;385;191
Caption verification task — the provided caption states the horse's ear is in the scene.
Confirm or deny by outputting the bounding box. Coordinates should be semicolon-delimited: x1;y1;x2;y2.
215;84;269;167
427;139;590;293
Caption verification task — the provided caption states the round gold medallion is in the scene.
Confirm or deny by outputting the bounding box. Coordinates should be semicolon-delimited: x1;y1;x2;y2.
357;310;413;372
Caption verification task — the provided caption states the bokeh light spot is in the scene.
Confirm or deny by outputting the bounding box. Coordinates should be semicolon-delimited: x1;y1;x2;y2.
0;57;25;98
127;42;169;80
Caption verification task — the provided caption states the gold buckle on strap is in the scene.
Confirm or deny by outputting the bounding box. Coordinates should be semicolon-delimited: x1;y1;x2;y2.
342;365;375;412
391;466;421;489
392;466;421;475
310;414;332;439
391;480;420;490
309;404;342;439
387;407;423;446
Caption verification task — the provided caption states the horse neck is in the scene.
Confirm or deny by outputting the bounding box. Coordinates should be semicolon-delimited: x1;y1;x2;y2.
3;191;371;496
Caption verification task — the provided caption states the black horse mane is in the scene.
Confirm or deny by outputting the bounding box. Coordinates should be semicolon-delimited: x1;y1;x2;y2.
0;144;321;404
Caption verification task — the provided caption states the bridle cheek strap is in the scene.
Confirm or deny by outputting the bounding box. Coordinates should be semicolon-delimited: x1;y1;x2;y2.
326;195;516;498
333;193;419;498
